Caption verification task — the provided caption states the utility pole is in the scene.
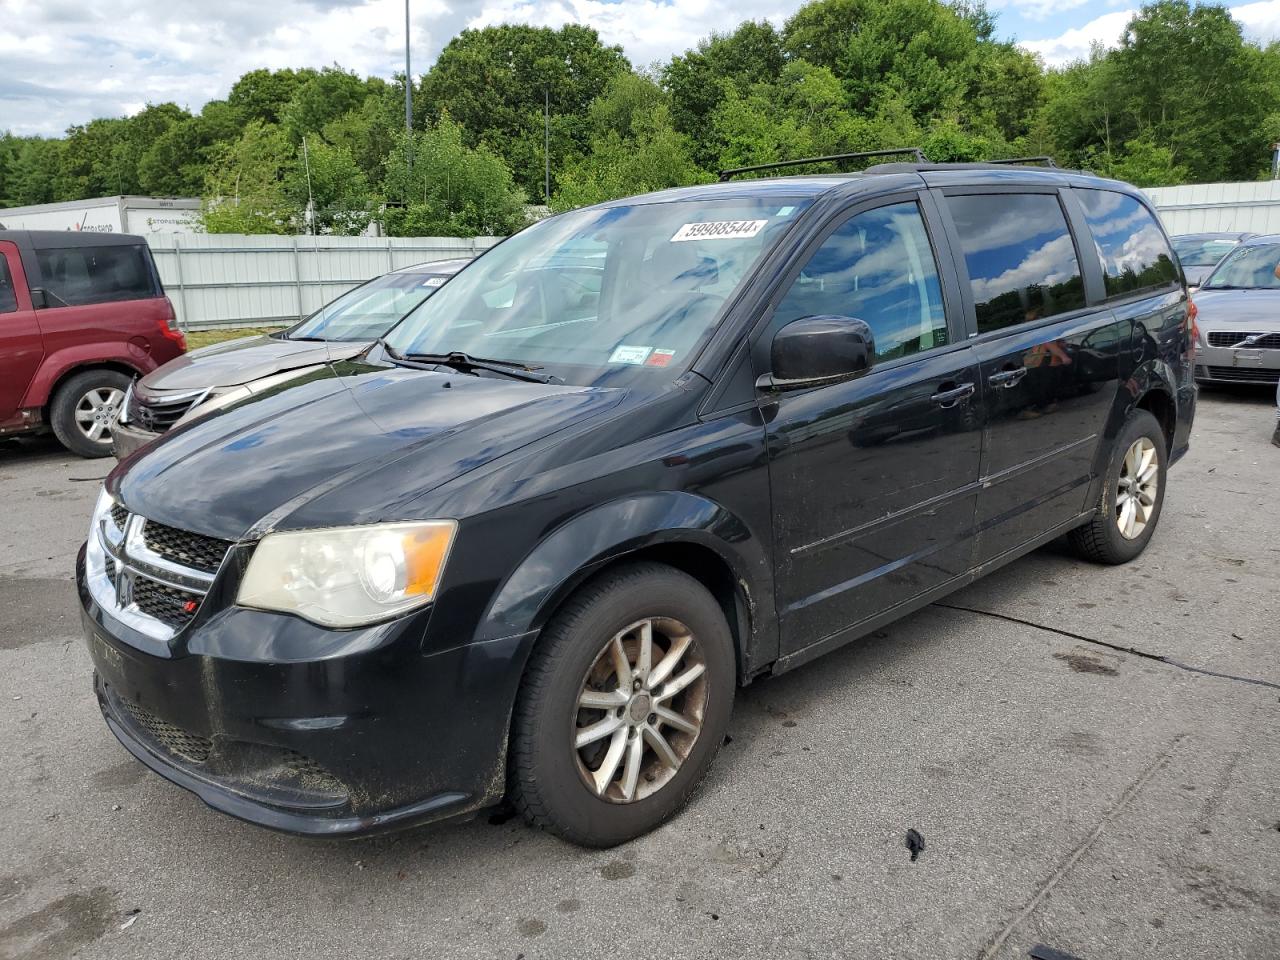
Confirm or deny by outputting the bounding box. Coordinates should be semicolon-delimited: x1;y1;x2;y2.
405;0;414;172
544;88;550;206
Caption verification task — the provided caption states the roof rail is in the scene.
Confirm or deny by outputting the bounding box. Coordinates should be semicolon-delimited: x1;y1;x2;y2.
717;148;927;182
986;156;1058;167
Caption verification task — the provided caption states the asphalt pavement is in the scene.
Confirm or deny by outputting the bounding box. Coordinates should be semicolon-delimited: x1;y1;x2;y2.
1;388;1277;960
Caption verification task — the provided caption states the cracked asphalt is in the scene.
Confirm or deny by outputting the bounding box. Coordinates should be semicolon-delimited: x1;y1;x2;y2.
1;388;1277;960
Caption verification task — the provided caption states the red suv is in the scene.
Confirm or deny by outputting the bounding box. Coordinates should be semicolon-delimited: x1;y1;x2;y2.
0;230;186;457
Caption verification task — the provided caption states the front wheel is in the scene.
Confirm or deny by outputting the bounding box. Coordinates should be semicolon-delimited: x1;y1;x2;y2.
49;369;132;459
1069;409;1167;564
509;562;735;847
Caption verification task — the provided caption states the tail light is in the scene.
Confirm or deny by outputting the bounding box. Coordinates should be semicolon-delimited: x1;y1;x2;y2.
158;296;187;351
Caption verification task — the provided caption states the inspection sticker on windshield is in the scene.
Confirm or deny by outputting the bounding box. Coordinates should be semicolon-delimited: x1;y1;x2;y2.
609;345;652;365
645;349;677;367
670;219;768;243
422;276;447;287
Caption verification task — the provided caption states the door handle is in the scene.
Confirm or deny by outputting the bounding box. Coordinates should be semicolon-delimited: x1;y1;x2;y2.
988;366;1028;388
930;382;975;408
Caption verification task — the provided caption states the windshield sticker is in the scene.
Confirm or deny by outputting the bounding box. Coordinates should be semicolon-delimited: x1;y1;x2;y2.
609;344;653;365
422;276;447;287
645;349;677;368
670;219;768;243
776;206;796;216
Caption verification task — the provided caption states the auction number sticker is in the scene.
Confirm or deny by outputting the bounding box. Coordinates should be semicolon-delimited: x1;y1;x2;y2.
670;219;768;243
422;276;448;287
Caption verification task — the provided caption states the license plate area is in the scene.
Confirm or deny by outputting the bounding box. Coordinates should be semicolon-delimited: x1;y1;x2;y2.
1232;349;1264;366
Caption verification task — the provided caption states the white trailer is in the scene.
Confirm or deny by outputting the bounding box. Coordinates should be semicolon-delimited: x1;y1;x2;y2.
1145;181;1280;236
0;196;201;235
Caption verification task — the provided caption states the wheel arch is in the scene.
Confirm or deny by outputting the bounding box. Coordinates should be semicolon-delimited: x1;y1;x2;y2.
474;492;777;684
32;358;141;412
1133;383;1176;453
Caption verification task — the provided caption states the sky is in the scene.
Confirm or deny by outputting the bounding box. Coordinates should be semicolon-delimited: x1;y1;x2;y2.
3;0;1280;138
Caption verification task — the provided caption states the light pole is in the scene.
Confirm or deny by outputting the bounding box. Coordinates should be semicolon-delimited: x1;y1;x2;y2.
405;0;413;173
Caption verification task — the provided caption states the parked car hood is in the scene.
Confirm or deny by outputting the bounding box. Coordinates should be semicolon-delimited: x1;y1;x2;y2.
142;335;370;391
1193;288;1280;329
110;360;625;541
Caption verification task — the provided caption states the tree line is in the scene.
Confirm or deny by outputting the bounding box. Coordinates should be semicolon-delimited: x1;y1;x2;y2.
2;0;1278;237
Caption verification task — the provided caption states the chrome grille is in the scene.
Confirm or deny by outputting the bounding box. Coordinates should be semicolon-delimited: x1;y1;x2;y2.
87;502;232;642
142;521;232;574
128;390;205;433
1207;331;1280;349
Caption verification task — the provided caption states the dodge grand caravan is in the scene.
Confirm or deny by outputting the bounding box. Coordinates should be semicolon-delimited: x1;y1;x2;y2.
78;158;1196;847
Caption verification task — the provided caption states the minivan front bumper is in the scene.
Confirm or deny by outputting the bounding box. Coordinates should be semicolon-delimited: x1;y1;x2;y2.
78;545;537;837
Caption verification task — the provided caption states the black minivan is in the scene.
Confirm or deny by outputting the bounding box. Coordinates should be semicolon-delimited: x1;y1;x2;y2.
78;159;1196;846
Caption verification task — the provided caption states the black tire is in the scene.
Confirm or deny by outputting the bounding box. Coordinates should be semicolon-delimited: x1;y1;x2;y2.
1069;409;1167;564
509;562;735;847
49;369;132;459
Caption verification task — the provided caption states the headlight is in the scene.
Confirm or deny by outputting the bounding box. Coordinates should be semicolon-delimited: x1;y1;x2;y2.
237;521;457;628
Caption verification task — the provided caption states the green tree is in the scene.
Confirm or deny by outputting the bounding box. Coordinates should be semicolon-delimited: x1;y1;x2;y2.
417;24;630;196
228;68;316;125
661;21;787;163
199;120;297;233
282;66;379;142
381;118;526;236
554;73;708;210
287;139;372;235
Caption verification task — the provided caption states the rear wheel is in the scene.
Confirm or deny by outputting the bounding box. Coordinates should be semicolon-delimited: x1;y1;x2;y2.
49;369;131;459
509;562;735;847
1070;409;1167;564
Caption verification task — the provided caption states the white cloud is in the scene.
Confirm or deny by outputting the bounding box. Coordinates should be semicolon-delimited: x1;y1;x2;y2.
0;0;789;137
1018;10;1134;65
1021;1;1280;67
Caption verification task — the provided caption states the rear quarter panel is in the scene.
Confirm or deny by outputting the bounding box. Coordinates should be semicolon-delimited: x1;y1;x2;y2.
22;298;177;407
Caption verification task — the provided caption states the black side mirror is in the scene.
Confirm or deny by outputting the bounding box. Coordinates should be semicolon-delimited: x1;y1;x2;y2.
757;315;875;391
29;287;49;309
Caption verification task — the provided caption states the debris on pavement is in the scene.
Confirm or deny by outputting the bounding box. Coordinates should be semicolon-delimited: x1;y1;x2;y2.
1029;944;1084;960
905;828;925;862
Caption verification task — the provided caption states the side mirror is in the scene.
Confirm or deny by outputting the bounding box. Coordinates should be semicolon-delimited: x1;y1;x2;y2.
757;315;875;391
29;287;49;309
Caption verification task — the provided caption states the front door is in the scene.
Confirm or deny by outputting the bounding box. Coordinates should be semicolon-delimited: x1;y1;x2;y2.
939;190;1124;564
756;199;984;655
0;241;44;425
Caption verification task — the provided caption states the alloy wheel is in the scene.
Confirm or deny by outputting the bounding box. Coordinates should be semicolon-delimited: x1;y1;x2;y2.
74;387;125;444
572;617;708;803
1115;436;1159;540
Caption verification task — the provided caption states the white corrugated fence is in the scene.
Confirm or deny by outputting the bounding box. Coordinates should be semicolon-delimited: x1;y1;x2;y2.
1145;181;1280;236
146;234;502;330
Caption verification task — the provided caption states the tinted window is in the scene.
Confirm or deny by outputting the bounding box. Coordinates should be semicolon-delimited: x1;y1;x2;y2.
1077;190;1179;297
35;244;159;307
946;193;1086;333
0;259;16;313
773;202;948;363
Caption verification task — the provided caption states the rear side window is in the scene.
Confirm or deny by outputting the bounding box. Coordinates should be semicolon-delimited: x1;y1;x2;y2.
35;244;160;307
1076;190;1179;297
773;201;949;363
0;259;17;313
946;193;1086;334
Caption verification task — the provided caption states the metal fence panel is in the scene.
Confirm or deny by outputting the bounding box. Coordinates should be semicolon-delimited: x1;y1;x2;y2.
1145;181;1280;236
146;234;502;330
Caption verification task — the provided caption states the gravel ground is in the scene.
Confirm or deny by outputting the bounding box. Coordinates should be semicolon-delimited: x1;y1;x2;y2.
1;387;1277;960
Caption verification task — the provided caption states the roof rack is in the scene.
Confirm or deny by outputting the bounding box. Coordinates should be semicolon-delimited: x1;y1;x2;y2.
986;156;1058;167
717;148;927;182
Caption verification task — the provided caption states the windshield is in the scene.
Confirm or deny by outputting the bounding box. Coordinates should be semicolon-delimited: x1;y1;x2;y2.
1171;238;1239;267
287;271;450;342
1201;244;1280;290
383;197;813;386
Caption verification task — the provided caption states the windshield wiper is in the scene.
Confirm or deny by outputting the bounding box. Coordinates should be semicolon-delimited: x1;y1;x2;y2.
286;335;331;342
390;347;560;384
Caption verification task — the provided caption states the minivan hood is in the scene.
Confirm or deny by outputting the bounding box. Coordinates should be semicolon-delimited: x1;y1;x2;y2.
1194;288;1280;329
142;335;370;391
111;360;624;540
